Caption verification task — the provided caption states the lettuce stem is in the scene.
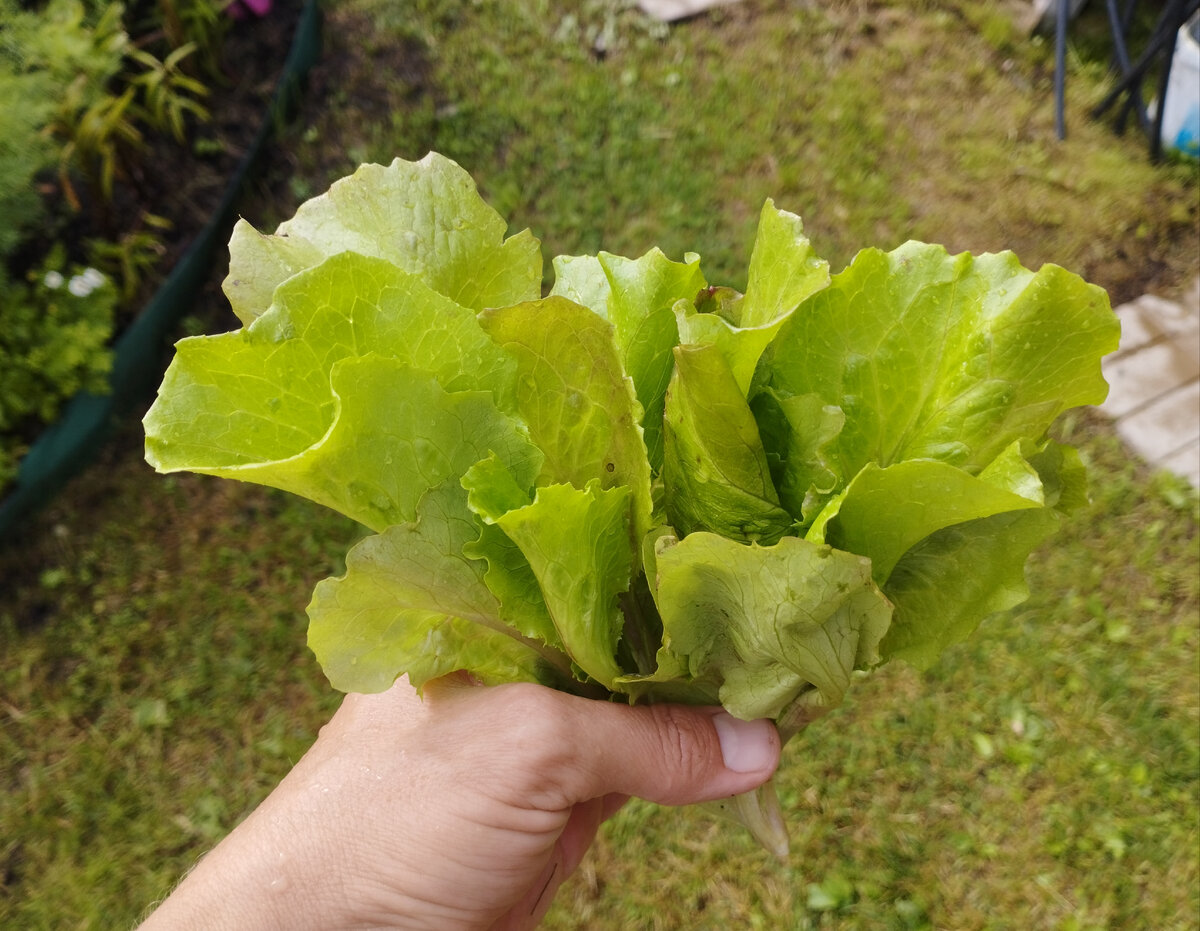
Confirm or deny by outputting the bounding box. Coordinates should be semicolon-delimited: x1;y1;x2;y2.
703;776;790;860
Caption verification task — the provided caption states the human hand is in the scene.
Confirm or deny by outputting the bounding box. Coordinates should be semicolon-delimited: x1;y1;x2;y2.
139;675;780;930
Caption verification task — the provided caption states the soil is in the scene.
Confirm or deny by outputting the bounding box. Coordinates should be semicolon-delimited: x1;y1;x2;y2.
234;6;431;223
122;1;303;262
20;0;304;329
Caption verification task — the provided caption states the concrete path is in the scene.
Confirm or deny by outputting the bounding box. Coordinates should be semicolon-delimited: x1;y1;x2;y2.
1101;277;1200;488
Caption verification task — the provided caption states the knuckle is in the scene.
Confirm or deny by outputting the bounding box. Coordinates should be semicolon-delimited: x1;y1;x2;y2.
495;683;574;746
649;704;717;798
487;683;577;790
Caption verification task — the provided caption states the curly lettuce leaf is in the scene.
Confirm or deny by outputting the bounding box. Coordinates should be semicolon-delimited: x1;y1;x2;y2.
147;351;538;533
749;388;846;523
547;254;610;313
307;483;570;693
490;481;634;688
478;297;654;546
641;532;892;720
739;199;831;328
757;245;1119;516
807;458;1045;582
224;153;541;324
223;224;325;326
807;437;1081;668
662;344;793;544
464;523;560;646
1023;439;1090;513
551;248;706;471
879;508;1061;668
266;252;519;404
145;253;538;531
458;453;560;648
673;201;830;394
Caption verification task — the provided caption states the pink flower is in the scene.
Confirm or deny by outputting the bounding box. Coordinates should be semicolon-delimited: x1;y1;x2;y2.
226;0;272;20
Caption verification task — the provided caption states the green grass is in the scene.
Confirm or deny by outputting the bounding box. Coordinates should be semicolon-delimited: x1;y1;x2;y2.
288;0;1197;304
0;458;359;925
2;0;1198;927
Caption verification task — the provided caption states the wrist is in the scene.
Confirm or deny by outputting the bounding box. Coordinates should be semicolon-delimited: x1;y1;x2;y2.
138;808;331;930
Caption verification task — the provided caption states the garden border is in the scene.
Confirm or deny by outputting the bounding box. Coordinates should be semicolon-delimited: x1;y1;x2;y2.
0;0;323;543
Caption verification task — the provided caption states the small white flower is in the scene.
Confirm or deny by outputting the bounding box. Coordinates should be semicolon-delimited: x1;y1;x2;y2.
81;267;106;288
43;270;65;289
67;275;92;297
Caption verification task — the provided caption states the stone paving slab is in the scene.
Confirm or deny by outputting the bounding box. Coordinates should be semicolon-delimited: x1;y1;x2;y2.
1108;293;1199;351
1161;440;1200;487
1102;335;1200;418
638;0;739;22
1101;278;1200;487
1113;378;1200;458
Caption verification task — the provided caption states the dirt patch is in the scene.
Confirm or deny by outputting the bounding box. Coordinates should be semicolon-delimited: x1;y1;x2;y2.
878;2;1200;306
236;4;432;223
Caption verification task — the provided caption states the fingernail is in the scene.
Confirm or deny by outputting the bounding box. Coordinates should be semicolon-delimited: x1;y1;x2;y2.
713;712;776;774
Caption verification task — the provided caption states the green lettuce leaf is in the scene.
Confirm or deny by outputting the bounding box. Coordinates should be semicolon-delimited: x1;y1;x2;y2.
478;297;654;546
547;253;611;314
145;252;538;531
264;251;519;405
491;482;634;687
978;438;1050;503
464;523;561;648
662;344;793;544
810;458;1045;583
757;245;1119;516
1024;439;1090;513
222;223;325;327
879;507;1061;668
224;153;541;324
806;437;1080;668
551;249;707;471
673;201;830;394
459;453;561;649
307;483;572;693
739;199;831;328
147;350;538;533
749;388;846;522
645;532;893;720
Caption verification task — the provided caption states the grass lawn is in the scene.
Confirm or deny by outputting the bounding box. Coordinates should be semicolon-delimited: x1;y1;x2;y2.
2;1;1198;928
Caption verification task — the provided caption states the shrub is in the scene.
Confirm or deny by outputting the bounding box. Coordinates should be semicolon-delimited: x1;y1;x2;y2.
0;0;127;256
0;253;116;485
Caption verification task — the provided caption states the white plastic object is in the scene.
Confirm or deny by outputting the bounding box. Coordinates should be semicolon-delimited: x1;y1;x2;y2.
1161;13;1200;158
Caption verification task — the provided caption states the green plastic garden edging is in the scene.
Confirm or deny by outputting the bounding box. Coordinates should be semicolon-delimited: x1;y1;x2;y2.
0;0;323;543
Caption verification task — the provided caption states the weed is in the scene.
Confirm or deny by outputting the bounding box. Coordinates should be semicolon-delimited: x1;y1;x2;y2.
87;212;171;302
56;85;146;209
156;0;234;78
127;42;211;143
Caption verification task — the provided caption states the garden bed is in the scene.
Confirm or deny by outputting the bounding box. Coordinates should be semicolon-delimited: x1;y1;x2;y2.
0;0;322;540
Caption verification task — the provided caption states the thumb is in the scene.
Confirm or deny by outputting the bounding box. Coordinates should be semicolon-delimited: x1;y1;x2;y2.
532;691;781;808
